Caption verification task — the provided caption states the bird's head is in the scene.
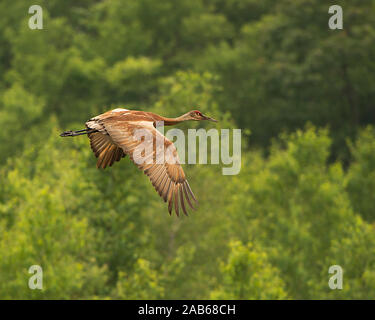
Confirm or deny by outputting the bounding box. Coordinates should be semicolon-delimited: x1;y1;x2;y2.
185;110;218;122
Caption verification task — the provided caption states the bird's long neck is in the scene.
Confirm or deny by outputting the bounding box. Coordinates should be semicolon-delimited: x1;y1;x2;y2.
159;114;189;126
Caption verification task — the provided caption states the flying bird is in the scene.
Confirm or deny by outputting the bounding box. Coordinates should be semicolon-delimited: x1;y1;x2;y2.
60;108;218;216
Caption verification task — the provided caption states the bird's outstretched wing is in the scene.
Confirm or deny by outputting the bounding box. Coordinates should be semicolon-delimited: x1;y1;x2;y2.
99;117;197;216
87;131;126;168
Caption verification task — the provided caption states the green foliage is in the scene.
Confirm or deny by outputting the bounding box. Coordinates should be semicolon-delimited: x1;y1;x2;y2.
210;241;287;299
114;259;164;299
0;126;108;299
0;84;44;163
225;126;375;299
346;127;375;222
106;57;162;104
0;0;374;300
199;0;375;159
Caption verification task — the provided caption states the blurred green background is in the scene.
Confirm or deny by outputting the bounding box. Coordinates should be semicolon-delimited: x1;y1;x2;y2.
1;0;375;299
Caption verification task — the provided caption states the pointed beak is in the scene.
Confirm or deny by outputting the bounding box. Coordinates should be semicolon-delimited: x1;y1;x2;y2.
204;115;218;122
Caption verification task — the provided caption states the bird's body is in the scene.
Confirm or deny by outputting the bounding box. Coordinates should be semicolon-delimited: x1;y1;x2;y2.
60;108;217;216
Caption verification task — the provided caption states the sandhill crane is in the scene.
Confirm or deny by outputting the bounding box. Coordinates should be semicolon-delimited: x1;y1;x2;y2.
60;108;217;216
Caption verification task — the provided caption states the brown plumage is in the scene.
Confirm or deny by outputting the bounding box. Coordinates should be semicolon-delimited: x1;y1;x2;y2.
60;108;217;216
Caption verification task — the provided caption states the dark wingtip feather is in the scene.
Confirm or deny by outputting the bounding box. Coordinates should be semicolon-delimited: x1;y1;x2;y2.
179;184;188;216
168;187;174;215
174;185;180;217
183;182;196;210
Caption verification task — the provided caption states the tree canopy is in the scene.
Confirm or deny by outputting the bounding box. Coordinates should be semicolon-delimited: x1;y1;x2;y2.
0;0;374;299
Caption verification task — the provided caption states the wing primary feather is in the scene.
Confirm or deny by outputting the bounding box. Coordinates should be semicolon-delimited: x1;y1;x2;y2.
107;146;117;167
179;184;188;216
116;148;125;161
158;174;169;197
101;145;113;168
183;182;196;210
168;187;174;215
112;148;121;164
185;180;197;203
95;139;110;157
174;185;180;217
96;151;106;168
101;145;115;168
153;167;166;188
150;170;164;188
148;165;163;179
167;183;174;214
96;137;109;151
161;178;171;201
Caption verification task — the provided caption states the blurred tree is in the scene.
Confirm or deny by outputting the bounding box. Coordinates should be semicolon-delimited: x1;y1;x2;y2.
225;125;375;299
210;240;288;299
198;0;375;160
0;124;107;299
346;126;375;222
114;258;164;299
0;0;374;300
0;84;44;163
106;56;162;104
